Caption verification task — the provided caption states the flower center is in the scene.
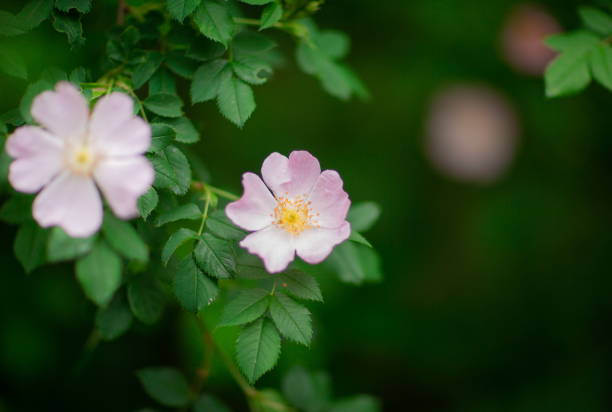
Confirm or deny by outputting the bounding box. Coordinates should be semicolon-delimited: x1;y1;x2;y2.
273;195;318;235
66;145;97;176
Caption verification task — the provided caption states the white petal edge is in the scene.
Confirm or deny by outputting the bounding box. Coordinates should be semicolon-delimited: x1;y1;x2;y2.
295;222;351;264
240;226;296;273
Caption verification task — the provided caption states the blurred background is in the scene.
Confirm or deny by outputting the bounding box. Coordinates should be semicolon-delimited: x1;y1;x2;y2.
2;0;612;411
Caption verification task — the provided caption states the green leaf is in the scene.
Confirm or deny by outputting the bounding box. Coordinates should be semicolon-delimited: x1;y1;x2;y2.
232;57;272;85
0;194;33;224
278;270;322;302
217;72;255;127
155;203;201;226
347;201;380;232
590;44;612;91
55;0;92;13
76;240;122;306
235;318;281;384
194;394;232;412
18;0;54;30
349;230;372;248
269;293;312;346
47;227;95;262
14;222;47;274
52;11;85;49
132;52;164;89
151;145;192;195
249;389;291;412
96;289;133;341
327;241;382;284
150;123;175;153
260;2;282;30
149;68;177;95
165;53;199;79
579;6;612;36
167;0;202;22
330;396;381;412
545;51;592;97
161;228;197;265
194;0;235;47
205;209;246;240
102;212;149;262
0;11;27;37
163;117;200;144
136;368;191;408
174;255;218;312
218;288;270;327
138;187;159;220
20;79;53;123
233;30;277;53
318;30;350;60
194;233;236;278
191;59;229;103
545;30;599;53
281;366;323;412
240;0;273;4
128;275;166;324
144;93;184;117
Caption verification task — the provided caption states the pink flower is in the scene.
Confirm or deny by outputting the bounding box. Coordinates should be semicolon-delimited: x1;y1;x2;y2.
6;82;154;237
226;150;351;273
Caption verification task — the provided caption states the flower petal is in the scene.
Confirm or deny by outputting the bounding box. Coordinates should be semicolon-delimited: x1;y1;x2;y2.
262;150;320;197
93;156;154;219
90;92;151;156
6;126;64;193
33;171;103;237
31;82;88;140
226;172;276;231
240;226;296;273
308;170;350;228
295;222;351;264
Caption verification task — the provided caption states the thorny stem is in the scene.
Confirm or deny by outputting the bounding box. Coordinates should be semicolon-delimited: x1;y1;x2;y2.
194;315;256;398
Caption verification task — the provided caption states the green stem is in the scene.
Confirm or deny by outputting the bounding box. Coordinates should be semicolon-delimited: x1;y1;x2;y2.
197;186;212;236
194;315;256;398
207;186;239;201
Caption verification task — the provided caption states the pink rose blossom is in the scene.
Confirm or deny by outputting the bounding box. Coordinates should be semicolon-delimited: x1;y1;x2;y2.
6;82;154;237
226;150;351;273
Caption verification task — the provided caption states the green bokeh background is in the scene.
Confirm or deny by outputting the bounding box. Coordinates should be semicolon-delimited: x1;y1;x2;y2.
2;0;612;411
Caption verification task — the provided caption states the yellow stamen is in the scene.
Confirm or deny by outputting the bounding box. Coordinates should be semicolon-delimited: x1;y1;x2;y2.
273;195;318;235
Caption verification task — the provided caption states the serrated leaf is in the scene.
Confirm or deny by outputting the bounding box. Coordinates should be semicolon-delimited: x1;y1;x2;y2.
165;53;199;79
163;117;200;143
269;293;312;346
191;59;229;103
149;68;177;95
219;288;270;326
18;0;53;30
155;203;201;226
128;275;166;324
260;2;282;30
590;44;612;91
47;227;95;262
217;72;255;127
347;201;381;232
162;228;198;265
151;145;192;195
102;212;149;262
206;209;246;240
278;270;322;302
232;57;272;85
167;0;202;22
76;240;122;306
14;222;47;274
194;394;232;412
579;6;612;36
150;123;175;153
233;30;277;53
138;187;159;220
545;51;592;98
194;233;236;278
174;255;218;312
132;52;164;89
55;0;92;13
96;289;133;341
144;93;184;117
194;0;235;47
137;368;191;407
52;11;85;49
235;318;281;384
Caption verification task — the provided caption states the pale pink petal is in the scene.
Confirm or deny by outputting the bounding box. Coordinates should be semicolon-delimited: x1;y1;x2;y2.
308;170;350;228
33;171;103;237
89;93;150;156
240;226;296;273
93;156;154;219
295;222;351;264
226;172;276;231
31;82;88;139
261;152;290;196
261;150;320;197
6;126;64;193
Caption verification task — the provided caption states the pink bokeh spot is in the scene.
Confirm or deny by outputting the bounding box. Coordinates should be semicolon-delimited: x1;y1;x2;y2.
226;150;351;273
6;82;154;237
